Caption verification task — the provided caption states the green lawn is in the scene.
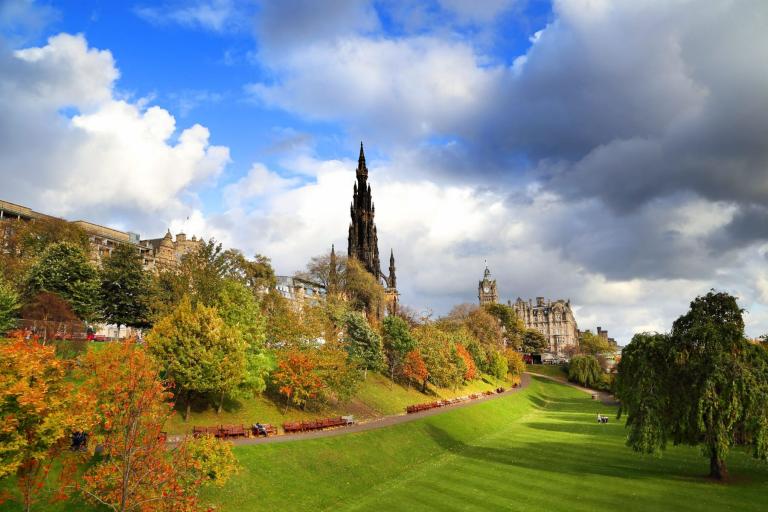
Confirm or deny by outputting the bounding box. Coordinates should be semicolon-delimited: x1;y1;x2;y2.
6;372;768;511
203;376;768;511
525;363;568;381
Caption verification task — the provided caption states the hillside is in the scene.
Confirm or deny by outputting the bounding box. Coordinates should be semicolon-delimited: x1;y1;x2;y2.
203;376;768;512
165;371;510;436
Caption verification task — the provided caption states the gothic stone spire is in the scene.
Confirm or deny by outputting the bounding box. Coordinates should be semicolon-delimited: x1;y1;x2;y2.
348;142;381;279
388;248;396;289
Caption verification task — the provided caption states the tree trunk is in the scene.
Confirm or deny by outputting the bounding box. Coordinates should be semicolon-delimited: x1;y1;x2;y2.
709;450;728;481
217;391;225;414
184;390;192;421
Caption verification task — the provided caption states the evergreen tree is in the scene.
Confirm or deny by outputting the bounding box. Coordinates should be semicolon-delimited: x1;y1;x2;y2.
343;311;384;378
25;242;101;322
100;243;152;337
381;315;416;382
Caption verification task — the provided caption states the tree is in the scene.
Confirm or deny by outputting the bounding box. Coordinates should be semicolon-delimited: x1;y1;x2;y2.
343;311;384;378
24;242;101;323
216;280;272;397
100;244;152;337
271;350;324;411
484;303;526;349
568;354;603;388
402;350;429;391
147;298;248;418
0;217;89;288
220;250;276;292
522;328;549;354
579;330;612;356
413;325;461;389
505;349;526;379
298;250;347;290
616;291;768;480
381;315;416;382
488;351;508;380
20;292;78;344
80;341;227;512
455;343;477;381
0;334;90;511
344;258;386;318
0;277;20;334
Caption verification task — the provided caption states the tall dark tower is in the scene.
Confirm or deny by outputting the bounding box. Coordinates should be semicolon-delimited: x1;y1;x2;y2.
388;248;396;289
348;142;382;279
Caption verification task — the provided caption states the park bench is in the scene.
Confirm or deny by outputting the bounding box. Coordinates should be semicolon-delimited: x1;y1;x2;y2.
252;423;277;437
218;424;249;438
282;416;355;433
192;426;218;438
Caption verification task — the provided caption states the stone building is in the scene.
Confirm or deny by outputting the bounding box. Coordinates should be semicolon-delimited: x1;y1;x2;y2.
511;297;579;355
0;198;200;271
347;143;398;314
477;264;498;305
474;263;579;355
275;276;327;307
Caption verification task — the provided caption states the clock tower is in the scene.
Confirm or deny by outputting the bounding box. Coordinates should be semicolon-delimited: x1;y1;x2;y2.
478;263;498;305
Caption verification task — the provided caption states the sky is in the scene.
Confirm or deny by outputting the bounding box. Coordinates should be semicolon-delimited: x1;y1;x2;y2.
2;0;768;344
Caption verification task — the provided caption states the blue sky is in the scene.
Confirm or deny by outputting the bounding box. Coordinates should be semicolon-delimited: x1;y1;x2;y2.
24;0;552;217
3;0;768;343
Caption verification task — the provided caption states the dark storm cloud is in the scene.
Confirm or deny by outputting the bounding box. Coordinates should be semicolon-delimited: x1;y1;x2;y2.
707;205;768;253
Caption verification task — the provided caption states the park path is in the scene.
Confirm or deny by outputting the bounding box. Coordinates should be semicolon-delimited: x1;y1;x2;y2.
219;373;532;447
526;372;619;406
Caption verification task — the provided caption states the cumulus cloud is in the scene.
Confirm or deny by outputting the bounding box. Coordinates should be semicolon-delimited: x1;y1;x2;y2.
0;33;230;233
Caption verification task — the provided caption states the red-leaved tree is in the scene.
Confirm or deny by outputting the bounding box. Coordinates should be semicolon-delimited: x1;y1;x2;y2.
272;350;325;411
79;341;210;512
402;350;429;391
455;344;477;381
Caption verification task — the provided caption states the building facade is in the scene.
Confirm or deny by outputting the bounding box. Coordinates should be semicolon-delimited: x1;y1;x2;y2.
511;297;579;355
347;143;398;314
0;198;201;271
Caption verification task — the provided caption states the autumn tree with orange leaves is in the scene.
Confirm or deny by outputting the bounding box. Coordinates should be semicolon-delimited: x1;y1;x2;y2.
79;341;235;512
402;350;429;391
272;349;324;411
455;344;477;381
0;333;91;512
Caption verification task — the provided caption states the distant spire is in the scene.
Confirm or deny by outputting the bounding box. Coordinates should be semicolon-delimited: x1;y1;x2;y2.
329;244;338;294
356;141;368;179
388;248;396;289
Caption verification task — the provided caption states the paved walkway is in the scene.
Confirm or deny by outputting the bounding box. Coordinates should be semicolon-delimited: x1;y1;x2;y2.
222;373;532;446
526;372;619;406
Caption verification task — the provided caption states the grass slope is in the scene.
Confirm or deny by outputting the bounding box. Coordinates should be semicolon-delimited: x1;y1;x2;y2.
525;363;568;381
205;377;768;512
166;372;509;436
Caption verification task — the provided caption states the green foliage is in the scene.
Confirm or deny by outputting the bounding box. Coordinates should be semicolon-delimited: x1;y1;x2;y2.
381;315;416;380
568;354;603;388
522;328;549;354
413;325;463;389
343;311;385;374
616;291;768;480
217;280;272;396
484;303;526;349
146;297;248;417
184;435;240;487
0;277;20;334
344;258;386;317
25;242;101;322
100;243;152;331
579;330;613;355
488;350;508;380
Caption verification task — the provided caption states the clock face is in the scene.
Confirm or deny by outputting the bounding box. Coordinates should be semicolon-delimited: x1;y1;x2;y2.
483;285;490;293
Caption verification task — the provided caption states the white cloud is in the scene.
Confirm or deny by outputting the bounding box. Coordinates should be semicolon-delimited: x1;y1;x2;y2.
0;33;230;233
134;0;241;32
247;36;502;143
